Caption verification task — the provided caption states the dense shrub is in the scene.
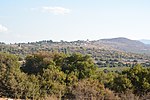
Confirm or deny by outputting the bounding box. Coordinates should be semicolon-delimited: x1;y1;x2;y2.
0;52;150;99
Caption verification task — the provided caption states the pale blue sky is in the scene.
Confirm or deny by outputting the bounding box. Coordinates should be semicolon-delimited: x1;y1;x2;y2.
0;0;150;43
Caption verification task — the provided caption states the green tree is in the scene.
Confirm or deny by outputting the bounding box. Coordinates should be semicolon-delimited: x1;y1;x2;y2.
110;75;133;93
0;52;40;99
39;65;66;98
21;52;66;75
122;64;150;95
0;52;20;98
62;53;97;83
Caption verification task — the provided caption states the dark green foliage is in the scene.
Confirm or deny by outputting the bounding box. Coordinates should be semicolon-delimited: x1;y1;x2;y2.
122;64;150;95
0;52;20;97
39;66;66;97
21;52;66;75
110;75;133;93
108;64;150;96
0;52;41;99
19;52;97;99
62;53;96;80
0;52;150;99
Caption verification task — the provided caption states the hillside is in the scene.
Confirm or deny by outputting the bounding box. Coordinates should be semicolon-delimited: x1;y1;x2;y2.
93;37;150;54
1;37;150;68
1;37;150;55
1;37;150;54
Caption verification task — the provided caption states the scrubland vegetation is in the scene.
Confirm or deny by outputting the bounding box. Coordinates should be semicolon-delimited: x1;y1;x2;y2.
0;52;150;100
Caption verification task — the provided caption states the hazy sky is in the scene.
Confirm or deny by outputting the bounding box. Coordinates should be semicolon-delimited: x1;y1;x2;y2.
0;0;150;43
